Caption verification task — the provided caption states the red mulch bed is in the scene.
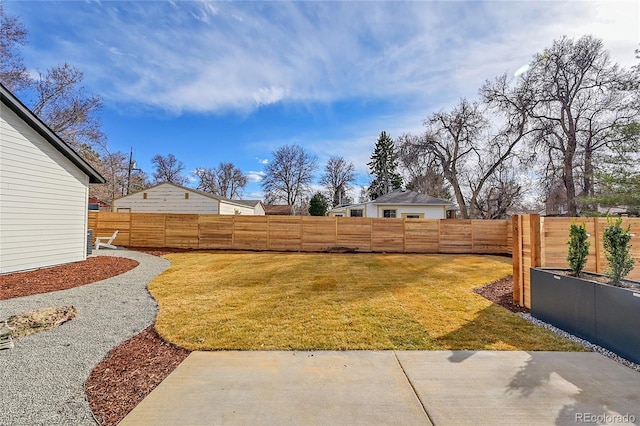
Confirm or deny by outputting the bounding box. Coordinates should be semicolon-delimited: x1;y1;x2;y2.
85;325;190;426
474;276;530;314
0;257;139;300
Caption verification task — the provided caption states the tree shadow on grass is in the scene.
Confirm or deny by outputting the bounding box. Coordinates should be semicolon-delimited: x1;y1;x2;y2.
435;304;584;352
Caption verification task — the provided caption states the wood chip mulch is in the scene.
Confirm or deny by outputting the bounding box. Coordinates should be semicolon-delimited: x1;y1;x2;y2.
0;256;139;300
474;276;530;314
85;325;190;426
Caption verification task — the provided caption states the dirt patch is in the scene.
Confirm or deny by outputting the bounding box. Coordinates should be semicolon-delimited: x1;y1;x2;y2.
474;276;530;314
7;306;77;338
85;325;190;426
0;257;139;300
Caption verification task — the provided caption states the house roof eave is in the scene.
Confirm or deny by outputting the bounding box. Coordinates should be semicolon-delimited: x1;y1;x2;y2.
0;83;106;184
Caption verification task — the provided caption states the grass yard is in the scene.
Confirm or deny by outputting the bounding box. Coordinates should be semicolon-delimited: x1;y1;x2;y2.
150;252;585;352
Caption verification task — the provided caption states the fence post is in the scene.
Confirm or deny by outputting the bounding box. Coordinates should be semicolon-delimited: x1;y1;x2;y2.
512;215;522;305
530;214;541;268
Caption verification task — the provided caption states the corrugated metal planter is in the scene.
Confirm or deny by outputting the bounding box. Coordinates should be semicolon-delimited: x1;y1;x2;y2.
531;268;640;365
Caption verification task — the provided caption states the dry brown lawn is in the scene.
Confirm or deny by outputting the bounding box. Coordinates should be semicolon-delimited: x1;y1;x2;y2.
150;252;585;352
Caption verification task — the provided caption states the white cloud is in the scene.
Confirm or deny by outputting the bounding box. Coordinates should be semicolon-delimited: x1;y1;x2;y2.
13;1;638;114
246;171;266;183
253;86;288;107
256;158;269;165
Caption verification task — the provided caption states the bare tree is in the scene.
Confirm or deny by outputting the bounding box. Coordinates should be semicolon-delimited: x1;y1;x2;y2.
1;7;105;156
422;99;486;218
396;132;450;199
320;156;356;207
472;161;523;219
194;168;218;194
0;4;129;204
517;35;640;216
262;145;317;208
358;186;370;203
152;154;188;185
89;151;149;203
31;63;105;155
90;151;128;202
0;3;29;91
423;82;531;219
195;162;247;199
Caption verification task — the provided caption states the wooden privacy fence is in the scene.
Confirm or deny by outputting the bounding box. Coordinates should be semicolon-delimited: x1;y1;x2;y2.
512;214;640;308
88;212;513;255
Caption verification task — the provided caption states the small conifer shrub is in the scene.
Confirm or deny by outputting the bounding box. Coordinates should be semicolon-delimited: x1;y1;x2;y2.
567;222;590;277
603;218;635;283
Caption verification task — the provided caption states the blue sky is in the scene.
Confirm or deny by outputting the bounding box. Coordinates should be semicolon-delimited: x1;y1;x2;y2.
6;0;639;200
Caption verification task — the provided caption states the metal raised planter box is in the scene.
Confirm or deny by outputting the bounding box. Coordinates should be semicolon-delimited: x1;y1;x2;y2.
530;268;640;365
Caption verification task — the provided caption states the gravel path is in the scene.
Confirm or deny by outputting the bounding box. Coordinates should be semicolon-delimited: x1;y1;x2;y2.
0;250;169;426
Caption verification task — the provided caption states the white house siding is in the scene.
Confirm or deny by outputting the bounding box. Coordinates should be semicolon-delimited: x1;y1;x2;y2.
329;203;447;219
0;105;89;273
372;204;446;219
218;200;254;215
113;183;220;214
253;203;265;216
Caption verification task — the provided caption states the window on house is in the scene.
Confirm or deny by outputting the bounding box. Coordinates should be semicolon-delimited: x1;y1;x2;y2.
143;193;148;200
383;209;397;218
334;214;344;217
402;213;424;219
350;209;364;217
185;193;189;200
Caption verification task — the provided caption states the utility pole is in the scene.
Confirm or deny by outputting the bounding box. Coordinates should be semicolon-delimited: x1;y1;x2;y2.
126;147;140;195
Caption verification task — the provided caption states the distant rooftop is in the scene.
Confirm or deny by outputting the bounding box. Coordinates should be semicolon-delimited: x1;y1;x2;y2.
264;205;293;215
372;189;454;205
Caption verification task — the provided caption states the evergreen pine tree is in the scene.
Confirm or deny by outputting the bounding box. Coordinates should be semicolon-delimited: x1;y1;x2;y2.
308;192;329;216
367;131;403;199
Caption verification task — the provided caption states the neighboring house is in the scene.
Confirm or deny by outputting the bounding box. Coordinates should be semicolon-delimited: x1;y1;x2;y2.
599;206;639;217
234;200;266;216
0;83;105;274
112;182;264;215
88;196;111;212
327;189;456;219
263;205;294;215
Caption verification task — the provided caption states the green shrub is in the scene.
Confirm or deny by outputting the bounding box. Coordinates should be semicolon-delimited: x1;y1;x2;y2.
603;218;635;283
567;222;590;277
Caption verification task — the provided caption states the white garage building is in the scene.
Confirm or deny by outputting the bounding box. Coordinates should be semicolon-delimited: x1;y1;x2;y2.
112;182;265;215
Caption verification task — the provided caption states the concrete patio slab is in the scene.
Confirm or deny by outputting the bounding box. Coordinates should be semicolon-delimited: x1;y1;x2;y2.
120;351;640;426
119;351;431;426
397;351;640;426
